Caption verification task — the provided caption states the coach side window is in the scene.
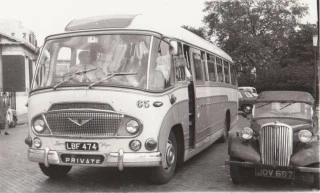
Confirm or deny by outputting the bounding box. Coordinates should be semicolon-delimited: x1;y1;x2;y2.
216;58;223;82
201;51;208;81
224;61;230;84
230;64;237;85
193;52;204;83
174;42;186;82
207;54;216;82
149;38;174;91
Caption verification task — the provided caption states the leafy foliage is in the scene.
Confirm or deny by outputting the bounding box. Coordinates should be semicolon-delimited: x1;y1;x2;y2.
181;25;208;40
202;0;316;93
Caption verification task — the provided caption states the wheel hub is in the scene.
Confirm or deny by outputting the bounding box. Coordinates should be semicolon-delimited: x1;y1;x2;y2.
166;141;175;167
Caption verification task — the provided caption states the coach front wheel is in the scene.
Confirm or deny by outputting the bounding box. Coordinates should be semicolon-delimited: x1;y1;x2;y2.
39;163;72;178
149;131;177;184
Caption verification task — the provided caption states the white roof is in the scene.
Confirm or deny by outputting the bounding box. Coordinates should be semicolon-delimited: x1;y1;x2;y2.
130;15;232;62
63;14;232;62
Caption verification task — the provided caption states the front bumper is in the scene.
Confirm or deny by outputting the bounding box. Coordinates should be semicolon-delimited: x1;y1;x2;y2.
225;160;320;173
28;147;162;171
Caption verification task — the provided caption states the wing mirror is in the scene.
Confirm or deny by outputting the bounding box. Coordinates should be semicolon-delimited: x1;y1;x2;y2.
169;40;179;56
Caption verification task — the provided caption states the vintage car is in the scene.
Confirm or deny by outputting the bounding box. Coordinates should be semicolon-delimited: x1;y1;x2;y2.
238;90;257;114
227;91;319;188
238;86;258;96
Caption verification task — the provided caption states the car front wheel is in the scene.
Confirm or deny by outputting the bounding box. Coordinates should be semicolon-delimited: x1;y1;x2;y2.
149;132;177;184
312;163;320;189
229;156;243;184
39;163;72;178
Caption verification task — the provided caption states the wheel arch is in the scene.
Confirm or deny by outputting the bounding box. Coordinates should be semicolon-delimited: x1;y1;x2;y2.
225;109;231;132
171;124;185;166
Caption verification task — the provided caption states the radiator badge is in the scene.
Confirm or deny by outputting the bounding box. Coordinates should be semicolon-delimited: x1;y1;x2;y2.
68;118;92;126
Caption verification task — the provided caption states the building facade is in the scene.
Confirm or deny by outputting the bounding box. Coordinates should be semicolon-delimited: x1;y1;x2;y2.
0;19;38;114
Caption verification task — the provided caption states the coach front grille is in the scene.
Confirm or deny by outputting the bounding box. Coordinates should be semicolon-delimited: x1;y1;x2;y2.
44;111;123;137
260;123;293;166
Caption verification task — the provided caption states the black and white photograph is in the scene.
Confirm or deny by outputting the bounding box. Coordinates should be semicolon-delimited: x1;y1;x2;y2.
0;0;319;192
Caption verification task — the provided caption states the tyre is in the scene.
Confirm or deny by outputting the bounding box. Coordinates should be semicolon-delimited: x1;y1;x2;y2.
218;114;230;143
39;163;72;178
8;120;17;128
312;163;320;189
149;132;177;184
229;156;243;184
242;105;252;114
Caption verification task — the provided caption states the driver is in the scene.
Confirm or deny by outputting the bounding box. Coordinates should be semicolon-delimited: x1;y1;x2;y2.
69;51;104;82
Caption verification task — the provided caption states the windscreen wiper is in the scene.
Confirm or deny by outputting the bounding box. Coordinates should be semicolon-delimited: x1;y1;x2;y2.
88;72;137;89
280;102;294;110
53;68;97;90
256;102;271;108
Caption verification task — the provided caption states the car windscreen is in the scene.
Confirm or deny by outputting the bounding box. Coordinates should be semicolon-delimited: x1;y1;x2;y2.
253;102;312;119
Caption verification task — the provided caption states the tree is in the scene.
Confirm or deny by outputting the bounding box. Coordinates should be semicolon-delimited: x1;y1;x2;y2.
203;0;310;91
181;25;208;40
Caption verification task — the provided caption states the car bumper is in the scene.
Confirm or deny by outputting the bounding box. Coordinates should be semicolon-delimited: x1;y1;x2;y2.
28;147;162;171
225;160;320;173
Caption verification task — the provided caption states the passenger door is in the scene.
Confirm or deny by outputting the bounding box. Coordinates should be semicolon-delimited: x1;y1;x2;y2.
188;48;207;144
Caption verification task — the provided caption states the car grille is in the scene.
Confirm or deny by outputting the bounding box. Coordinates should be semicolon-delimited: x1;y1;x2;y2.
45;111;123;137
260;123;293;166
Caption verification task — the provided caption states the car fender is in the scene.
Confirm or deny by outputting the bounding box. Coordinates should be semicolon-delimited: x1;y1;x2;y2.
228;133;261;164
290;140;319;166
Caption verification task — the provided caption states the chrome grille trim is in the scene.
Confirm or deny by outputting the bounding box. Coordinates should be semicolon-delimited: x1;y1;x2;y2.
49;103;114;111
44;111;123;137
260;122;293;166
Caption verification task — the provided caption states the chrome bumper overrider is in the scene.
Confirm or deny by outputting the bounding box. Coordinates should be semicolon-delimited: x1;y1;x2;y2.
28;147;161;171
225;160;320;173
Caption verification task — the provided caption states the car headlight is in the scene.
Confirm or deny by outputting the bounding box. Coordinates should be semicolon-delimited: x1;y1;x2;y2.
298;130;312;143
126;120;140;134
241;127;253;140
33;118;46;133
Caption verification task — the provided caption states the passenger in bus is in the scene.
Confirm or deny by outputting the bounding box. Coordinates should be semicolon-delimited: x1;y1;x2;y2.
150;54;172;90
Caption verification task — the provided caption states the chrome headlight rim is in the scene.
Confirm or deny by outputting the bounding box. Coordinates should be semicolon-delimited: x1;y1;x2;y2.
298;130;312;143
241;127;254;140
129;140;141;151
32;117;46;133
126;119;141;135
33;137;42;148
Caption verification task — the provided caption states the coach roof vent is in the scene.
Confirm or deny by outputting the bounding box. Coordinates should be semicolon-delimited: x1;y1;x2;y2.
65;14;139;32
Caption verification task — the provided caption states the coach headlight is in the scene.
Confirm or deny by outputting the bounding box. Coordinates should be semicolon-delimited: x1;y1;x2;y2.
32;117;49;134
126;120;140;135
298;130;312;143
241;127;253;140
